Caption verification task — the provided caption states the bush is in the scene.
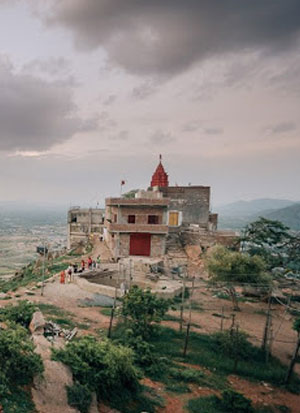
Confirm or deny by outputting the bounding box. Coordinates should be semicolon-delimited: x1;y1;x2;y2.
213;329;253;371
187;391;254;413
220;390;253;412
67;383;92;413
0;323;43;394
53;335;140;408
0;300;36;328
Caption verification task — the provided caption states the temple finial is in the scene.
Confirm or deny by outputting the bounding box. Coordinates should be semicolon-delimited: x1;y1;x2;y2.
159;154;162;162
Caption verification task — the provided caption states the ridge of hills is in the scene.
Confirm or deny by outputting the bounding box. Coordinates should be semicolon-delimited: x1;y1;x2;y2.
217;198;300;231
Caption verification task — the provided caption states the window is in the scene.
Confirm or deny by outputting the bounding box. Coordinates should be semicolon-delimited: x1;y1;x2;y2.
148;215;159;224
114;214;117;223
71;215;77;223
128;215;136;224
169;211;179;226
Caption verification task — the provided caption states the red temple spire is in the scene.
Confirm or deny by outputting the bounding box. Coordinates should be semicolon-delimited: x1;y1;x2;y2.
150;155;169;187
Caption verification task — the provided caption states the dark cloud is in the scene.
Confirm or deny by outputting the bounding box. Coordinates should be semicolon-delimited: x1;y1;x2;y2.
268;121;297;135
182;121;223;135
22;57;70;77
204;128;223;135
110;130;129;141
149;130;175;145
47;0;300;75
103;94;117;106
0;58;97;151
132;81;158;100
182;121;202;132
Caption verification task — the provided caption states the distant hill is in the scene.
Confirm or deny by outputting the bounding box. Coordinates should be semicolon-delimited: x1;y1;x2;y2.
217;198;296;217
260;203;300;230
217;198;299;231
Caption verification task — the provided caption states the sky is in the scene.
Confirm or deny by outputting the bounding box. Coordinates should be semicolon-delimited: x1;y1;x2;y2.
0;0;300;209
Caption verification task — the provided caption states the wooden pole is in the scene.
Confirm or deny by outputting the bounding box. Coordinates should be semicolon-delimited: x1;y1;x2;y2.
108;263;120;338
285;334;300;385
221;306;225;331
179;267;186;333
183;277;195;357
262;291;272;354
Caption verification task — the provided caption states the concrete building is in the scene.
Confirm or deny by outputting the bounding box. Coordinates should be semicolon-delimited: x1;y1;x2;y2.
150;155;217;231
67;207;104;249
104;190;169;259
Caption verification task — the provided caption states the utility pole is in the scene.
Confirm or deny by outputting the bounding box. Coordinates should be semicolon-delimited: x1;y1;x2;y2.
220;306;225;331
262;291;272;355
179;266;186;333
41;240;47;297
108;263;120;338
129;259;132;290
285;333;300;385
183;277;195;357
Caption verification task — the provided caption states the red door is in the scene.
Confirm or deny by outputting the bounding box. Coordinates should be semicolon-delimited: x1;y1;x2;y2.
130;233;151;256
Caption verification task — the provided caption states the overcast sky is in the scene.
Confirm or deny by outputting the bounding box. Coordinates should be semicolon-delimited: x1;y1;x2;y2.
0;0;299;209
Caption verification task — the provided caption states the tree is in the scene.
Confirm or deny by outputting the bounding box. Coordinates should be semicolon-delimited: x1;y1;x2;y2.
213;328;252;372
121;285;170;339
242;218;292;270
285;317;300;385
122;189;139;199
206;245;270;310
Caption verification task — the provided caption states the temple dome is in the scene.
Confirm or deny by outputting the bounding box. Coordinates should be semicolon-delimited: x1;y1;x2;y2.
150;155;169;188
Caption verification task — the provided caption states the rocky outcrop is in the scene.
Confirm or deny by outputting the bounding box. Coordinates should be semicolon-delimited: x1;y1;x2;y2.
29;311;46;335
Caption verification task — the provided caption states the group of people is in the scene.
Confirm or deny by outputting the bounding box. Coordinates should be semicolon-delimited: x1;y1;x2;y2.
60;254;101;284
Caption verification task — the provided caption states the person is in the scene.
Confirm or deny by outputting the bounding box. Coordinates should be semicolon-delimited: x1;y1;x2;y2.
60;270;65;284
92;260;96;270
96;255;101;269
88;256;93;270
67;265;73;283
81;259;85;272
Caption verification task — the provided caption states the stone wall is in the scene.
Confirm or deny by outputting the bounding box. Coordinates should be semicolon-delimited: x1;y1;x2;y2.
151;234;166;257
160;186;210;227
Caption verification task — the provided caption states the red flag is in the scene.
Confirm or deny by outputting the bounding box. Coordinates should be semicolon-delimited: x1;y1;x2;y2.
121;180;125;185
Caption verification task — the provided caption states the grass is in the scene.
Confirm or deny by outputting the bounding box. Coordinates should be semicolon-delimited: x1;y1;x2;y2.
54;317;76;329
187;395;290;413
1;388;36;413
0;255;69;293
35;303;76;329
100;307;113;317
188;395;223;413
35;302;71;317
146;326;300;393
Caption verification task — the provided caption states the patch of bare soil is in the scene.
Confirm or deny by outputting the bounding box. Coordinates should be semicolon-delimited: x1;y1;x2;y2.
229;375;300;413
143;377;218;413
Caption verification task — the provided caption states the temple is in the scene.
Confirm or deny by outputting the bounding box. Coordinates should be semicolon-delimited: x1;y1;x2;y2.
68;156;237;260
150;155;169;188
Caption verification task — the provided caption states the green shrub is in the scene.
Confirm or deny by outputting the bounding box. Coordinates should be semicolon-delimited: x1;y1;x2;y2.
220;390;253;412
67;383;92;413
213;329;252;371
0;323;43;393
187;391;254;413
0;300;36;328
53;335;140;408
188;395;222;413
